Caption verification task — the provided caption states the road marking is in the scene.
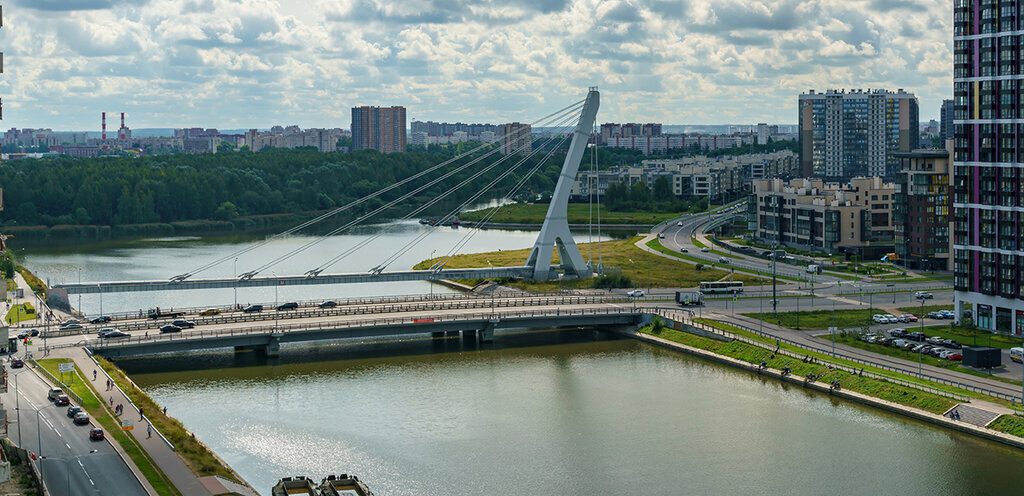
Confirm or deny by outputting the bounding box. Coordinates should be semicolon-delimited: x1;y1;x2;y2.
65;443;71;450
78;458;96;486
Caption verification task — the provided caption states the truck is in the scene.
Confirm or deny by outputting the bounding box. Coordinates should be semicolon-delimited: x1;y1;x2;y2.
675;291;703;306
806;264;821;274
147;308;186;320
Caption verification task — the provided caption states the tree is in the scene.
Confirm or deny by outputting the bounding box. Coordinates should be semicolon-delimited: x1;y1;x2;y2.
218;141;235;153
213;201;239;220
653;176;673;199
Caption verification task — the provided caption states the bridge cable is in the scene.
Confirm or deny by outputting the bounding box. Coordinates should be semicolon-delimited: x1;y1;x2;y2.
171;99;586;282
248;106;585;277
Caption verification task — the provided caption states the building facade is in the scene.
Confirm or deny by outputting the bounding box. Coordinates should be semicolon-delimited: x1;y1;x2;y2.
751;177;895;256
352;106;406;153
893;143;953;271
497;122;532;156
940;99;955;141
799;89;919;178
952;1;1024;334
604;134;752;155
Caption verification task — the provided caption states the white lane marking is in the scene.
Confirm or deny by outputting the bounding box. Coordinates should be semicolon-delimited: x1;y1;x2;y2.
65;443;71;450
40;413;62;438
78;458;96;486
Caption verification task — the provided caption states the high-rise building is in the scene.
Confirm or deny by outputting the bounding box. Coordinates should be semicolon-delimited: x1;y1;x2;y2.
799;89;919;178
351;106;406;153
940;99;954;141
953;2;1024;334
757;123;768;145
893;142;953;271
497;122;532;156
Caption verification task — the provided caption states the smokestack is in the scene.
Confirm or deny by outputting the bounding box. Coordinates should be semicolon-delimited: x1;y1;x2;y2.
102;112;106;140
120;112;125;140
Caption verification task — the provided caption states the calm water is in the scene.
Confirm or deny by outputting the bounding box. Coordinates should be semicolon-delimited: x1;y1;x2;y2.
21;220;616;316
124;331;1024;496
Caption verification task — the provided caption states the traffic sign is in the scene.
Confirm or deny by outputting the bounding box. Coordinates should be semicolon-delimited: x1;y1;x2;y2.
122;418;134;431
58;362;74;373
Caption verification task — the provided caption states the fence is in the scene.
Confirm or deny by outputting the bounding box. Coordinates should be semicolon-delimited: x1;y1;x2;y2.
28;356;85;407
84;349;175;451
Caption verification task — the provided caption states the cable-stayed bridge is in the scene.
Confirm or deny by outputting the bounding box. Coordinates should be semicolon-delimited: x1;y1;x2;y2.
50;89;604;301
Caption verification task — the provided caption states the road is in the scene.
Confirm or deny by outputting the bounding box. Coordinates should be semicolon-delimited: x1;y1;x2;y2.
4;366;148;496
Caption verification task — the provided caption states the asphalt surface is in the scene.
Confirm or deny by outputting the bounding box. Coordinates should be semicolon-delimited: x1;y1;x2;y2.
4;365;147;496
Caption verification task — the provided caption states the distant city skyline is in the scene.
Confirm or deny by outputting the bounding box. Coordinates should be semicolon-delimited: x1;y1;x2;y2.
0;0;952;129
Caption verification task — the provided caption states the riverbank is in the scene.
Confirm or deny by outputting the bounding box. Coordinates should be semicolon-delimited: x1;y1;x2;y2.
630;316;1024;450
458;202;690;226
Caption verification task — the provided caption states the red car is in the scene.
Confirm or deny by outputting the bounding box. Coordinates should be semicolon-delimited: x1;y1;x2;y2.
54;395;70;406
89;428;104;441
947;353;963;361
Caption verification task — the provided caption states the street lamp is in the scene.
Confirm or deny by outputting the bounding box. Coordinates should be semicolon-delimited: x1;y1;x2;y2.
233;257;238;310
429;250;436;298
274;273;279;334
40;450;98;496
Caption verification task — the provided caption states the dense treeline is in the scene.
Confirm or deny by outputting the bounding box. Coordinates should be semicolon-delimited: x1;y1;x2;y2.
603;177;708;213
0;146;563;232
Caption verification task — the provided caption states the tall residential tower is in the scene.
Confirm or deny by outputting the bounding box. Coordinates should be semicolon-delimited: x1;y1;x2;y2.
953;1;1024;334
351;106;406;153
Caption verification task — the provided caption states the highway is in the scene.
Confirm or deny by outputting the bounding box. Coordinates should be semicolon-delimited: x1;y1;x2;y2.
4;366;148;496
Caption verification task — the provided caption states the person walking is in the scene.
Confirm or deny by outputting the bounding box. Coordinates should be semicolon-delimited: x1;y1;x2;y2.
147;423;152;439
93;369;97;381
139;407;143;421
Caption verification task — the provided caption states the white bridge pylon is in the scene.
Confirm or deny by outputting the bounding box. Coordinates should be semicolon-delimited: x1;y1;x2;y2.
525;87;599;280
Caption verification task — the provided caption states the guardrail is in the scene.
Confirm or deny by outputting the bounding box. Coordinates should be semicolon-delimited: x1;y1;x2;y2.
653;311;1022;404
83;348;175;451
77;305;643;351
50;294;631;338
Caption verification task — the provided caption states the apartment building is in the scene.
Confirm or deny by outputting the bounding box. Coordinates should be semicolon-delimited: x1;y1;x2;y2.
892;143;953;271
497;122;532;156
352;106;407;153
952;1;1024;334
751;177;895;256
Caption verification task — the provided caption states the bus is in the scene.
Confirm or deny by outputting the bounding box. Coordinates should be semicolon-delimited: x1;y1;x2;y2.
1011;347;1023;364
699;281;744;294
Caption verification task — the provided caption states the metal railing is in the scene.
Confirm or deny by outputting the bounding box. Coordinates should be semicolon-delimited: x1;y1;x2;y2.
28;356;86;406
83;348;175;451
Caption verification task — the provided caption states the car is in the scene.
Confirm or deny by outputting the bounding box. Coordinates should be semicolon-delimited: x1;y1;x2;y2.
26;329;39;337
911;344;927;353
243;304;263;313
627;289;645;298
899;314;918;323
73;412;90;425
55;395;70;406
658;233;665;239
897;314;911;323
67;406;83;418
701;247;710;253
737;246;755;252
907;331;925;341
60;319;80;326
883;314;897;323
60;323;84;331
947;353;963;361
926;311;942;319
10;358;23;368
48;388;64;401
718;257;730;264
97;328;118;337
16;331;29;340
944;340;962;349
319;301;337;309
927;336;945;345
939;310;955;319
199;308;221;316
171;320;195;329
902;342;916;350
90;428;104;441
159;325;182;334
889;328;907;337
676;222;684;227
90;316;112;324
101;330;130;339
891;339;907;348
276;302;299;311
679;247;688;253
872;314;885;323
914;291;934;300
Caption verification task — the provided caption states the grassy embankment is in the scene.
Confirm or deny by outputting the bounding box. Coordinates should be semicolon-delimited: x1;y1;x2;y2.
414;237;766;291
36;359;180;496
458;202;687;225
639;322;957;414
17;265;47;297
96;356;241;481
6;303;37;324
742;308;886;330
896;304;953;316
644;238;797;283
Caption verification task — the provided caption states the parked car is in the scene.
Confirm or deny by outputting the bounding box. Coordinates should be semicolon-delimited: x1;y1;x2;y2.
319;301;337;309
48;388;64;401
90;428;104;441
73;412;90;425
889;328;907;338
914;291;934;300
911;344;927;353
171;320;195;329
60;323;84;331
926;311;942;319
883;314;897;323
872;314;885;323
902;342;916;350
718;257;730;264
907;331;925;341
101;330;130;339
67;406;83;418
947;353;963;361
897;314;917;323
943;340;962;349
627;289;645;298
243;304;263;313
927;336;945;345
55;395;70;406
199;308;221;316
276;302;299;311
10;358;24;368
938;310;955;319
891;339;907;348
90;316;112;324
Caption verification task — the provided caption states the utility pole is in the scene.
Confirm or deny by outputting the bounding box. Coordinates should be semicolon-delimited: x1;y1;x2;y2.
771;243;778;316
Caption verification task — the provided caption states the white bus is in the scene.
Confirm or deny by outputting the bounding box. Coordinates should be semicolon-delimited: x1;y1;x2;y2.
699;281;744;294
1011;347;1023;364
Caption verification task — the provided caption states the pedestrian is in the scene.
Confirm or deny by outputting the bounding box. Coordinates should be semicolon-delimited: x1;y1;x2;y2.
147;423;152;438
109;397;114;406
139;407;143;421
163;406;167;415
93;369;97;381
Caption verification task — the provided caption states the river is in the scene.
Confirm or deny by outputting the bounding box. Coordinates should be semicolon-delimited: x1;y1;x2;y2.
122;330;1024;495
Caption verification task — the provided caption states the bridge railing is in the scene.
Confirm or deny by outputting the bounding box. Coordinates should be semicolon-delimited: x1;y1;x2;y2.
651;309;1020;404
78;305;642;351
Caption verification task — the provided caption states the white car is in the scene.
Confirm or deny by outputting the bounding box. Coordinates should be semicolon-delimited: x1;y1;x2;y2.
627;290;645;297
701;247;710;253
680;247;688;253
872;314;885;323
676;222;683;227
883;314;897;323
658;233;665;239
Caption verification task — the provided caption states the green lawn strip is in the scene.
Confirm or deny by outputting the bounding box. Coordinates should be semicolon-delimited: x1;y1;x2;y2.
989;415;1024;437
5;278;16;292
641;324;956;414
915;324;1022;350
6;303;38;324
97;357;244;482
690;237;707;249
35;359;179;496
742;308;886;330
643;238;773;284
896;304;954;317
692;318;973;398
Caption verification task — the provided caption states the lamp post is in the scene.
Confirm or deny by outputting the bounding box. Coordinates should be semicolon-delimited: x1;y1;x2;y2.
429;250;436;298
919;296;925;376
628;259;636;291
77;268;82;315
233;257;238;310
831;299;836;354
273;272;279;334
40;450;98;496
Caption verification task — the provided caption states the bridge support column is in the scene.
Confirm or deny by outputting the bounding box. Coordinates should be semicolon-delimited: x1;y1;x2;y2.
264;334;281;358
479;320;497;343
431;332;445;338
462;329;477;342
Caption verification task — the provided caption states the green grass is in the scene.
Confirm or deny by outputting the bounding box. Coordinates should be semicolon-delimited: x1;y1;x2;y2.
743;308;885;330
896;304;954;317
97;357;242;482
641;324;957;414
690;237;707;249
37;359;180;496
6;303;37;324
17;265;47;297
915;324;1023;350
458;202;688;225
5;278;15;292
989;415;1024;437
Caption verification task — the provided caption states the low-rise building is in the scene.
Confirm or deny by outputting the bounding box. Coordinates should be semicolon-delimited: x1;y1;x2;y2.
605;134;753;155
751;177;895;257
893;142;953;271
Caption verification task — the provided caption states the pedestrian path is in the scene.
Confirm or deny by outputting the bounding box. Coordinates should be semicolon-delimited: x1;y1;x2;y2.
944;404;1002;428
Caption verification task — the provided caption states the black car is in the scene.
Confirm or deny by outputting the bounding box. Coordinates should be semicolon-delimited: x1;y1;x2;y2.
907;331;925;342
90;316;112;324
11;358;24;368
318;301;337;309
159;325;182;333
67;406;83;418
243;305;263;313
27;329;39;337
54;395;70;406
101;330;130;339
276;302;299;311
171;320;196;329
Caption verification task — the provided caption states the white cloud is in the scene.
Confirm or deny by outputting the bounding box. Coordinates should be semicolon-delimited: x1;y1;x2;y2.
0;0;953;130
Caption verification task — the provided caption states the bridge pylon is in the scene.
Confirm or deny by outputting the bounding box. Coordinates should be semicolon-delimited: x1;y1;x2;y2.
525;87;599;280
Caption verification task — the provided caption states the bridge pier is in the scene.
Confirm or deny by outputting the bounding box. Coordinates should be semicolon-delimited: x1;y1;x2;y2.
234;334;281;358
479;320;497;343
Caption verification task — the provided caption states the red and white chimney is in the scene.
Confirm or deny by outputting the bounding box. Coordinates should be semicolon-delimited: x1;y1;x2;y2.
120;112;126;140
102;112;107;140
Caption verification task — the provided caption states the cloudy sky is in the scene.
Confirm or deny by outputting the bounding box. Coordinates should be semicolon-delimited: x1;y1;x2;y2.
0;0;952;131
